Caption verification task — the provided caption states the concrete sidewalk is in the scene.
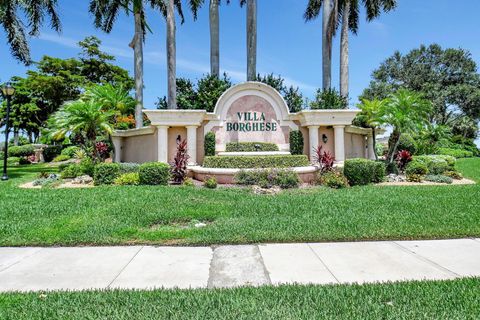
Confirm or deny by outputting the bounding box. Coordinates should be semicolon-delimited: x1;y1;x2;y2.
0;239;479;292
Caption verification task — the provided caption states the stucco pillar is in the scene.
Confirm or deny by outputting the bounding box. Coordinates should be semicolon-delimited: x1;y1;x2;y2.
367;135;375;160
112;137;123;163
308;126;320;162
157;125;169;163
333;125;345;163
186;125;198;165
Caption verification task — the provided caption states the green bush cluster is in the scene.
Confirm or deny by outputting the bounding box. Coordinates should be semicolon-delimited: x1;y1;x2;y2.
225;142;279;152
61;164;82;179
289;131;304;155
119;162;140;174
204;176;218;189
444;170;463;180
343;159;386;186
424;174;453;184
93;163;120;185
52;154;71;162
114;172;140;186
43;145;63;162
204;132;216;157
7;157;20;165
203;155;309;169
316;170;349;189
234;169;300;189
405;160;428;182
390;134;417;155
8;144;35;157
139;162;171;185
61;146;81;158
437;148;474;158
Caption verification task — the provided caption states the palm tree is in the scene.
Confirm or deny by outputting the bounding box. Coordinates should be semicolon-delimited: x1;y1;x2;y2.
1;0;61;64
305;0;397;95
243;0;256;81
85;84;136;116
357;98;387;160
384;89;431;164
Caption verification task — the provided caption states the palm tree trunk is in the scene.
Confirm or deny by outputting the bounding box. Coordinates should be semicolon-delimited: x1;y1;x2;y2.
167;0;177;109
246;0;257;81
133;11;144;128
210;0;220;78
340;0;349;98
372;127;378;161
322;0;333;90
389;132;401;164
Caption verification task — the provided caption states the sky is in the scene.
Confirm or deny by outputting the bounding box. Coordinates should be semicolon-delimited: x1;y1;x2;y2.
1;0;480;110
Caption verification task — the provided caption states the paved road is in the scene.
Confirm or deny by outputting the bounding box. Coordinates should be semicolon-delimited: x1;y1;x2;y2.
1;239;479;292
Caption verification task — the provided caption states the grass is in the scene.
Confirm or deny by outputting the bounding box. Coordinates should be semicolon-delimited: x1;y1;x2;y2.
456;157;480;183
0;158;479;246
0;278;479;319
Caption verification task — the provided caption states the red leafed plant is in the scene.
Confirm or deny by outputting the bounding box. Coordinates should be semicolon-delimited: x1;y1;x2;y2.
95;141;110;160
171;139;190;184
313;146;335;173
396;149;412;172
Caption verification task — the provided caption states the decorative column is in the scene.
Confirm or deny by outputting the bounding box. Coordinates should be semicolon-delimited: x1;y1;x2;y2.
112;137;123;163
186;125;198;165
333;125;345;163
157;125;169;163
367;135;375;160
308;126;319;162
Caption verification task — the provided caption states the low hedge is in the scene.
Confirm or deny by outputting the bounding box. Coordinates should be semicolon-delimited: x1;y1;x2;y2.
413;155;457;175
93;163;120;185
203;155;309;169
8;144;35;157
343;159;386;186
289;130;304;155
139;162;170;185
234;169;300;189
225;142;279;152
437;148;474;158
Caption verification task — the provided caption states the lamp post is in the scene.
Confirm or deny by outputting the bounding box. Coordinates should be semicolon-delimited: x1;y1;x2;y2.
2;82;15;181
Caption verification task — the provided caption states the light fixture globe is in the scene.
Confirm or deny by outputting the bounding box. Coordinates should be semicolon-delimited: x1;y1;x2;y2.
1;82;15;97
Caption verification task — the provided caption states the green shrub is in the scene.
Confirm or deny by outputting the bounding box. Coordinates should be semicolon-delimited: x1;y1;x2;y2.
317;170;349;189
79;157;95;177
385;161;399;175
225;142;279;152
61;146;81;157
425;174;453;184
114;172;140;186
444;170;463;180
289;131;304;155
343;159;386;186
390;134;417;155
204;176;217;189
52;154;71;162
204;132;216;156
19;157;31;165
139;162;171;185
119;162;140;174
437;148;474;158
309;88;347;109
43;145;63;162
61;164;82;179
405;160;428;182
8;144;35;157
0;151;4;160
93;163;120;185
414;155;453;175
183;177;195;187
7;157;20;165
203;155;309;169
234;169;300;189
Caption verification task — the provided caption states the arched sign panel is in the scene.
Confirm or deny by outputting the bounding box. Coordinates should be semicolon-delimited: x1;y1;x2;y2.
205;82;297;152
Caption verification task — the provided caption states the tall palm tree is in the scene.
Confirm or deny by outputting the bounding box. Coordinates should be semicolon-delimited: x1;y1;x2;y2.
1;0;61;65
242;0;256;81
305;0;397;94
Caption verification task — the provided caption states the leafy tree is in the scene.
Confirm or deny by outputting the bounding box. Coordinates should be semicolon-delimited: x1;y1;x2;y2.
310;88;347;109
451;116;478;140
1;0;61;64
283;86;304;113
383;89;431;163
355;98;388;160
362;44;480;124
85;84;136;116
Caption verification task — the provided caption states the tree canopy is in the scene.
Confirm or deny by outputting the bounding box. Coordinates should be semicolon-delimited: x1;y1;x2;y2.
361;44;480;124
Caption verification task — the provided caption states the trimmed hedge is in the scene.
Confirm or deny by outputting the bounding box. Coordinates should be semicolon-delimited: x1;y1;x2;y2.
234;169;300;189
225;142;279;152
437;148;474;158
8;144;35;157
414;155;456;175
43;146;63;162
343;159;386;186
204;132;216;156
119;162;140;174
203;155;309;169
93;163;120;185
139;162;171;185
289;130;304;155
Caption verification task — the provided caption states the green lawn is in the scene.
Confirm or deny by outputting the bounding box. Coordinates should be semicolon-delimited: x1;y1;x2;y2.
457;157;480;182
0;278;479;319
0;158;479;246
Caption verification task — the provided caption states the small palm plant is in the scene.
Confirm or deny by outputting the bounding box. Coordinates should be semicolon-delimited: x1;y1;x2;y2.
171;139;189;184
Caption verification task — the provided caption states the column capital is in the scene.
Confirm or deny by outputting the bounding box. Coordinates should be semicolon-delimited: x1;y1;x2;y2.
308;125;320;129
333;125;346;129
185;125;199;129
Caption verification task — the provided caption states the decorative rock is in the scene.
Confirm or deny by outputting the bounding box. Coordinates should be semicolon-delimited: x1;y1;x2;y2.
194;223;207;228
387;174;406;183
252;185;282;195
72;175;93;185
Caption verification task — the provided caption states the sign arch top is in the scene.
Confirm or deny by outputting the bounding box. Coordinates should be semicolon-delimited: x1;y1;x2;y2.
213;81;291;121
